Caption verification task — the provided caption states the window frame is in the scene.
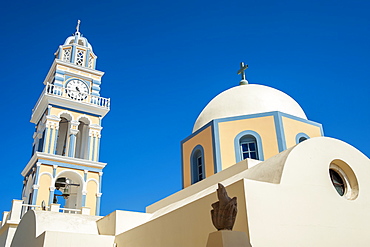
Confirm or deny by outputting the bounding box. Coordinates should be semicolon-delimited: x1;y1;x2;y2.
295;132;310;144
234;130;264;162
240;137;258;160
190;145;205;184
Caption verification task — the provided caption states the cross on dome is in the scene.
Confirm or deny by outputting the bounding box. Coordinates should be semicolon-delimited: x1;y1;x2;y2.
237;62;249;85
75;20;81;35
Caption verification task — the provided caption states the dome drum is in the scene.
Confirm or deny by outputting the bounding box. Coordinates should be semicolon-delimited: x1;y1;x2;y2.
181;83;323;188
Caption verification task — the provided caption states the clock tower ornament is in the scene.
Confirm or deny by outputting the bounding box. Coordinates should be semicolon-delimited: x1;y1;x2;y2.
21;21;110;216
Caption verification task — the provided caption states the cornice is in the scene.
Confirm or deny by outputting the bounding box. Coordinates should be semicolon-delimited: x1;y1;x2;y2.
22;152;107;177
42;60;105;86
31;93;109;124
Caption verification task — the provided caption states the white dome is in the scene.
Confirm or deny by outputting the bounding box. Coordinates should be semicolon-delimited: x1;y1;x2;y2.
193;84;307;132
63;35;93;51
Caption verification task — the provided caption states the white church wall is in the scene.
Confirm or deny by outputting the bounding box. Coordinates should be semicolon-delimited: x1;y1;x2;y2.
114;137;370;247
245;137;370;246
10;210;107;247
97;210;152;236
115;179;249;247
40;231;114;247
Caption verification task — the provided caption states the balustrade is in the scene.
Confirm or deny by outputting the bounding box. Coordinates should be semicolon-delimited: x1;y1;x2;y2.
33;83;110;113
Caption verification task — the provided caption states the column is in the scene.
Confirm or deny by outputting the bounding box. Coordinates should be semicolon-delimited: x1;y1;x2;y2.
31;163;41;205
43;127;49;153
46;115;60;154
88;125;102;161
49;165;58;205
96;172;103;216
87;136;92;161
68;120;80;157
84;49;91;67
47;124;54;154
82;170;88;207
96;135;101;161
53;127;59;154
48;186;55;205
70;44;76;64
96;193;102;216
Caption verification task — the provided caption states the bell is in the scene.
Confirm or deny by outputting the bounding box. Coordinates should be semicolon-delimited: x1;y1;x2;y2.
55;177;67;188
62;187;70;199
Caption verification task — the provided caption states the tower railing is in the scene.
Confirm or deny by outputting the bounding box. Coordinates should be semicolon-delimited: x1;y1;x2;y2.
33;83;110;112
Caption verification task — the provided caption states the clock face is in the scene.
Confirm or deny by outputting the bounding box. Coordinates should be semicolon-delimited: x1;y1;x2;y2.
65;79;89;100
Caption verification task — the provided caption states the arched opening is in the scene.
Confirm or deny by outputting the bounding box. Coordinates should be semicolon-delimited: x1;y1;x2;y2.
191;145;205;184
329;169;345;196
239;135;259;160
56;117;71;156
53;171;83;212
234;130;264;162
37;130;46;152
329;160;359;200
296;133;310;144
75;49;85;66
75;117;90;159
299;136;307;143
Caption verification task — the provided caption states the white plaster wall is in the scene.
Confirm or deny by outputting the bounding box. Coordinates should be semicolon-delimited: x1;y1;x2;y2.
10;210;108;247
0;226;17;247
41;231;114;247
117;137;370;247
245;137;370;246
97;210;152;236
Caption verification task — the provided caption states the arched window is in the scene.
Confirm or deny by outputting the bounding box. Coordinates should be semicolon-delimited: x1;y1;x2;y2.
296;133;310;144
240;135;258;160
75;117;90;159
56;117;70;156
191;145;205;184
234;130;264;162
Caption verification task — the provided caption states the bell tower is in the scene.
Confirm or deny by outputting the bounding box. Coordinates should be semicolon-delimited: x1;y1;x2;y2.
21;21;110;215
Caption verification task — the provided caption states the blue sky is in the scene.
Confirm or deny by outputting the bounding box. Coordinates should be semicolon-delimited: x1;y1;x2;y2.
0;0;369;215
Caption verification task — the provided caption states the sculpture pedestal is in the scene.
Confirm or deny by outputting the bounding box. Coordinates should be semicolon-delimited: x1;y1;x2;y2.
206;230;252;247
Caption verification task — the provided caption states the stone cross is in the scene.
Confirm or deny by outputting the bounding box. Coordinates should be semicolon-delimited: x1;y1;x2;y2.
237;62;248;81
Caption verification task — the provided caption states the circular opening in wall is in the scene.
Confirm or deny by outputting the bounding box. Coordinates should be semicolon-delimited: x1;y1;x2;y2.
329;169;345;196
329;160;359;200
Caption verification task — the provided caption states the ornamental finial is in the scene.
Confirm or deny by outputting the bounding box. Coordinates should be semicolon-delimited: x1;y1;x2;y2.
237;62;249;85
210;183;237;231
75;20;81;34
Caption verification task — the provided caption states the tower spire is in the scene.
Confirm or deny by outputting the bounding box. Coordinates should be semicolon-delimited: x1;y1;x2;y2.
237;62;249;85
75;20;81;35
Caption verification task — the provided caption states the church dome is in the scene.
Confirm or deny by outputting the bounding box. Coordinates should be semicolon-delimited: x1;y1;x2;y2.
193;84;307;132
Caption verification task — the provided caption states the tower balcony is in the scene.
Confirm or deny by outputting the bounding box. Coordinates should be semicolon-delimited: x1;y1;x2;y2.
31;82;110;123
